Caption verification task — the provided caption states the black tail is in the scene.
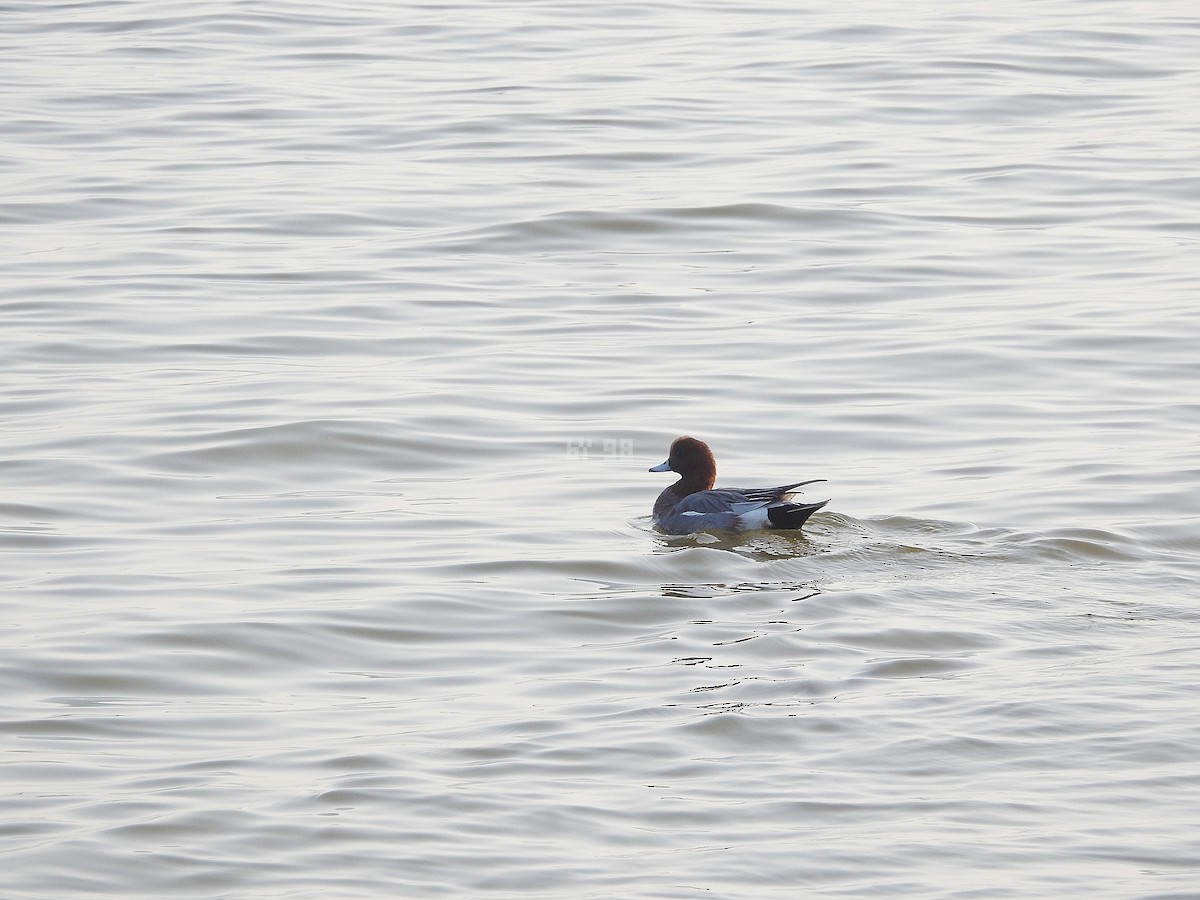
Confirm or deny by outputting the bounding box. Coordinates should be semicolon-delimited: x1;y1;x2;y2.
766;500;828;530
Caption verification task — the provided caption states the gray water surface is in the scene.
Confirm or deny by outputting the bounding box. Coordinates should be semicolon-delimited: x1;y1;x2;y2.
3;1;1200;896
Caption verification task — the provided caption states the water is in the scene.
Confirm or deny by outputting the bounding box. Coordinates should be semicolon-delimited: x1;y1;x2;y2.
3;1;1199;896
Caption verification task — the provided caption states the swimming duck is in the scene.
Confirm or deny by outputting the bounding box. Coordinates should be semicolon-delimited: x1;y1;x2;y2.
649;436;828;535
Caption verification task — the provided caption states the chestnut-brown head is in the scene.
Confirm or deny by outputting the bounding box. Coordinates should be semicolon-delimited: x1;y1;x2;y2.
648;436;716;493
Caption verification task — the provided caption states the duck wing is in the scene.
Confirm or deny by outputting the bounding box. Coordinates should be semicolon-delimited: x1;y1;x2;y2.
718;479;827;504
674;480;826;516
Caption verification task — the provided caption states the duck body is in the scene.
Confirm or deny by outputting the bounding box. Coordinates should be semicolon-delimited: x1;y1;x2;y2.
649;436;828;535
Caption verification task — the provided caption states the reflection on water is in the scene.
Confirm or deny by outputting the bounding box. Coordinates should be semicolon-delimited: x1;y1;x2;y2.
660;583;821;600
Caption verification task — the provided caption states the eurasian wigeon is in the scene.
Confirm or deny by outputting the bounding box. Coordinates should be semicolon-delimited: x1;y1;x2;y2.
649;436;828;535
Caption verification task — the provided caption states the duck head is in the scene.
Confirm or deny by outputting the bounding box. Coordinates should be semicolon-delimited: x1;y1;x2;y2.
649;436;716;492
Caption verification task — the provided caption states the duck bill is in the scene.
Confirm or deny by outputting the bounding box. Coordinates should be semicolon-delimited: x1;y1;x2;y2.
648;460;672;472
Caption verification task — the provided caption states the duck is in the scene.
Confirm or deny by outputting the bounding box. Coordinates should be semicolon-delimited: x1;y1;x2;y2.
649;436;828;535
